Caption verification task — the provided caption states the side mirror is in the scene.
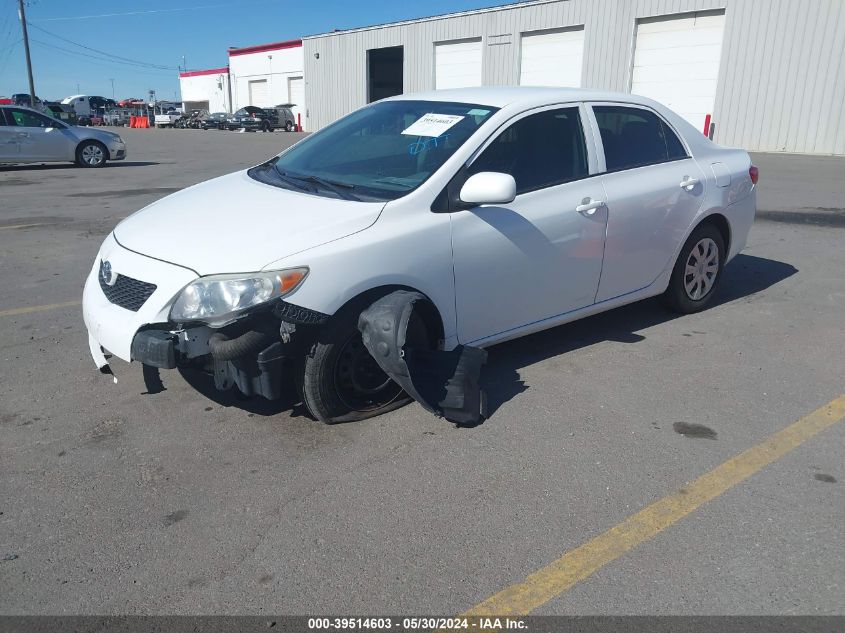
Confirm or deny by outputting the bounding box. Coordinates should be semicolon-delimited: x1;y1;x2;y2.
459;172;517;206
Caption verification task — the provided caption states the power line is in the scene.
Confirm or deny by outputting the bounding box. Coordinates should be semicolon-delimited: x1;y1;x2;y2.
34;3;233;22
29;38;176;75
26;21;179;71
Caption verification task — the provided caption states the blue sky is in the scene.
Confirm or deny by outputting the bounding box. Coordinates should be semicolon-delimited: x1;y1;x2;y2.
0;0;504;101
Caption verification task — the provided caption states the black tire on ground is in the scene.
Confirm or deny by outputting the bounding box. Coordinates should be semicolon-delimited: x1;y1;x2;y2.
662;221;726;314
285;121;293;132
261;120;272;132
75;140;108;168
299;299;431;424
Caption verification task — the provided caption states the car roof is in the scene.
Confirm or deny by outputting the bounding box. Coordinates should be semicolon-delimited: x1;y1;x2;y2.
386;86;660;109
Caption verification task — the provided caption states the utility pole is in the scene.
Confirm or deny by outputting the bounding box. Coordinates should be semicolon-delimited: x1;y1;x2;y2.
110;78;115;100
17;0;36;106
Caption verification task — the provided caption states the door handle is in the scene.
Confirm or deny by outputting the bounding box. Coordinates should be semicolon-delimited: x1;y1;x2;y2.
679;176;700;191
576;198;606;216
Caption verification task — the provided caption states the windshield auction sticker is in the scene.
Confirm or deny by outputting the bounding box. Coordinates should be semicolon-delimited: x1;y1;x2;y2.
402;113;465;137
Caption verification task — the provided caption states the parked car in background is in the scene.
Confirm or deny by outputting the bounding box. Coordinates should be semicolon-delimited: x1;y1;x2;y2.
201;112;229;130
81;87;756;426
12;94;42;107
0;105;126;167
0;96;12;105
154;111;182;128
227;105;295;132
42;102;79;125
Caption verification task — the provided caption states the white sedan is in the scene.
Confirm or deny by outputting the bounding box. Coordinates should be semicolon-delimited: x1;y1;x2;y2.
82;87;756;425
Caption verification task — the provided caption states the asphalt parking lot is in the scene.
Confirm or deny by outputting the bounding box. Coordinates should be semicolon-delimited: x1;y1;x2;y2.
1;128;844;616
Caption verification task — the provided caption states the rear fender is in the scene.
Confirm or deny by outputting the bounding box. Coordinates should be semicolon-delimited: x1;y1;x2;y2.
358;290;488;426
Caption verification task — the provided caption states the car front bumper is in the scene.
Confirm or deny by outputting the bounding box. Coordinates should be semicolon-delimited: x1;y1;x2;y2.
106;139;126;160
82;233;196;366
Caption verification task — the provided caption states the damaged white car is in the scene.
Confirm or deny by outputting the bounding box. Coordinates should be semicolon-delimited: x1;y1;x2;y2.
83;87;756;425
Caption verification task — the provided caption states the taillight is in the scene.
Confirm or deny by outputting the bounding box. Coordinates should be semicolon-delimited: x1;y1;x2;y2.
749;165;759;185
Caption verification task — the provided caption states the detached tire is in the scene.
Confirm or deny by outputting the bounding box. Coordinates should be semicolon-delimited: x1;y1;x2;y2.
299;300;431;424
75;141;108;168
285;121;294;132
261;120;272;132
662;222;725;314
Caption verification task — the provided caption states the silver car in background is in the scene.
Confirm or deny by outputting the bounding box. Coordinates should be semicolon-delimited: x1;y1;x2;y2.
0;105;126;168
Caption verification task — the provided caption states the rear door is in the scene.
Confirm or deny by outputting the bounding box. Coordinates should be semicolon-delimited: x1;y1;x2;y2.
5;108;73;162
588;103;706;302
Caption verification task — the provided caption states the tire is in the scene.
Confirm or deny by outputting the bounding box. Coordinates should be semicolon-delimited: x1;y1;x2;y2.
261;120;272;132
75;141;108;168
662;222;725;314
285;121;293;132
299;300;430;424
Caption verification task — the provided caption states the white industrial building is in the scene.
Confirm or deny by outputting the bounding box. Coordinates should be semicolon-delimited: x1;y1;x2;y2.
303;0;845;154
179;67;231;113
178;38;306;128
228;39;306;127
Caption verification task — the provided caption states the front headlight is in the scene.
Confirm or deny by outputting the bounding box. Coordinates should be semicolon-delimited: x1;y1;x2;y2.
169;267;308;325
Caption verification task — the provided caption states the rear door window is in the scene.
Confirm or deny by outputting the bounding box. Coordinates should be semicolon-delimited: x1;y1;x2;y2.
592;105;688;171
468;107;589;195
7;108;55;128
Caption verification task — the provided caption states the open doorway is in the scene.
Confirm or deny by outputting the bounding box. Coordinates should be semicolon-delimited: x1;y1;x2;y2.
367;46;403;103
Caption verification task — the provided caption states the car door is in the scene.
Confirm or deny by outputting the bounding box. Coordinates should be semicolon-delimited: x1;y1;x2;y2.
588;103;707;302
449;104;608;345
6;108;73;161
0;110;22;161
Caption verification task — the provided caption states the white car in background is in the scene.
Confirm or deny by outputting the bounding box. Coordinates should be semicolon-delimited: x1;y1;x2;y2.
0;105;126;167
82;87;756;425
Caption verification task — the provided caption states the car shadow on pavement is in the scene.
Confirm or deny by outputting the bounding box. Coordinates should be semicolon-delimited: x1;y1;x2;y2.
480;254;798;420
179;254;796;424
0;161;159;171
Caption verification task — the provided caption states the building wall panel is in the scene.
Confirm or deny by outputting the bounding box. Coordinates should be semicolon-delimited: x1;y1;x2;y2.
304;0;844;154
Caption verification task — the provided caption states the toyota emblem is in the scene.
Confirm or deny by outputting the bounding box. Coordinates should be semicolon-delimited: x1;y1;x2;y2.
100;260;117;286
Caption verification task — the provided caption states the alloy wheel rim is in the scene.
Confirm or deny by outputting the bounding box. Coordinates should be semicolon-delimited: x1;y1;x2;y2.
82;145;104;165
684;237;719;300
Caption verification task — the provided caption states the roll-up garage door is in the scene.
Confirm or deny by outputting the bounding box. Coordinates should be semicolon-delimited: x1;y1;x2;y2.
631;11;726;131
435;39;482;89
519;27;584;87
248;79;269;107
288;76;304;128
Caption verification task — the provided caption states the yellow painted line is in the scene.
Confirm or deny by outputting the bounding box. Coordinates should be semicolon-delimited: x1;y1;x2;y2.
0;223;43;231
466;395;845;616
0;300;81;317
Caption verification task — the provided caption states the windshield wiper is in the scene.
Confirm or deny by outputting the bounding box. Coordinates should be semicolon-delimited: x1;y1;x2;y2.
299;174;361;201
274;165;360;201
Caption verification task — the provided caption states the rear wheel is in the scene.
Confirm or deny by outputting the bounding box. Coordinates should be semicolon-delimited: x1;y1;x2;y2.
75;141;108;168
662;222;725;314
261;120;272;132
299;301;429;423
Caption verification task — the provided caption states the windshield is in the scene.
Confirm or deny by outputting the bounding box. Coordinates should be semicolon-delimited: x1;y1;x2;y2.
248;100;498;201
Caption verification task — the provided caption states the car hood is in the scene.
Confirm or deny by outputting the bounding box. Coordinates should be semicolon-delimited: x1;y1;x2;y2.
114;170;386;275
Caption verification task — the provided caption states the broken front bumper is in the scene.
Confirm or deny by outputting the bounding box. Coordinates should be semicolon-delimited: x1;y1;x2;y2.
82;233;197;368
